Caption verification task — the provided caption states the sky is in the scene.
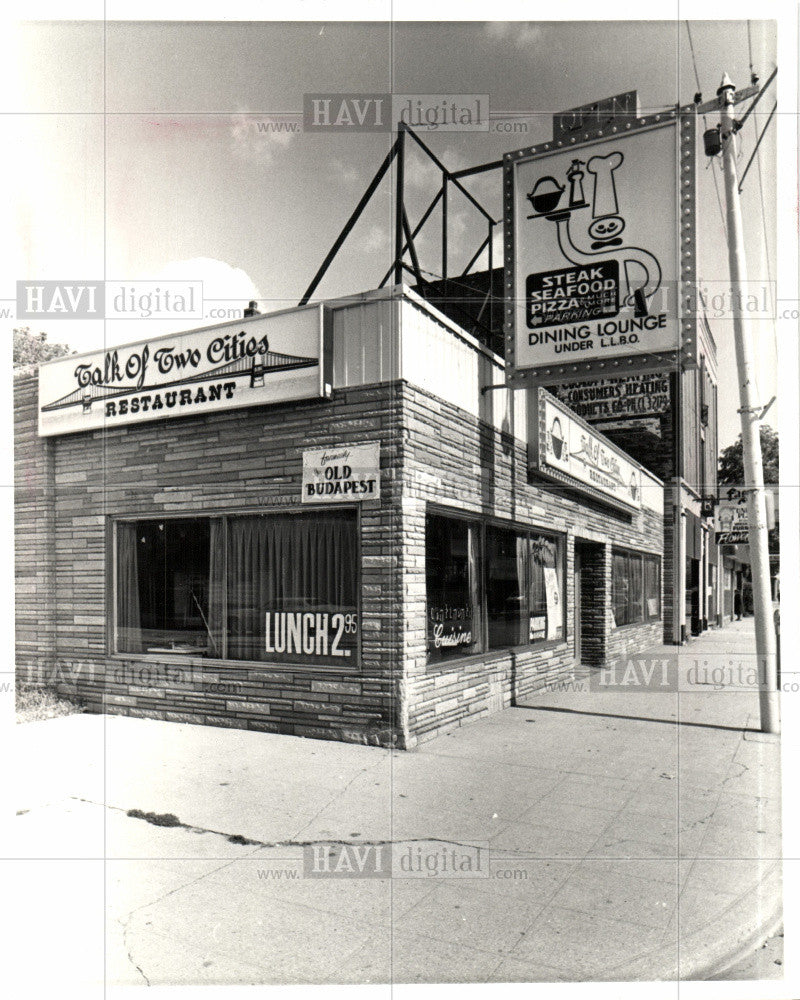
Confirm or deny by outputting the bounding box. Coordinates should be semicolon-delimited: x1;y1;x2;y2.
4;16;780;448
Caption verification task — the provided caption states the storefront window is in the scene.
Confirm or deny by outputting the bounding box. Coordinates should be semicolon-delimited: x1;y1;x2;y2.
426;513;482;662
426;511;564;662
644;554;661;619
226;511;358;665
116;510;358;665
485;526;563;648
117;518;212;655
612;549;660;627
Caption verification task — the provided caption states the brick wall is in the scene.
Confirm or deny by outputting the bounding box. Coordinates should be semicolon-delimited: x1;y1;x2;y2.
396;382;664;746
15;370;664;749
15;372;408;747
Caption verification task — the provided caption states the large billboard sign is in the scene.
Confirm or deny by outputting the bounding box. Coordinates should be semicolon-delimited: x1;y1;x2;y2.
504;107;697;383
38;304;332;436
529;388;646;513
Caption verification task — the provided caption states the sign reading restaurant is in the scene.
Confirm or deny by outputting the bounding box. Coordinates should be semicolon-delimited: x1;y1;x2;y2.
37;304;332;436
504;102;697;381
530;388;644;512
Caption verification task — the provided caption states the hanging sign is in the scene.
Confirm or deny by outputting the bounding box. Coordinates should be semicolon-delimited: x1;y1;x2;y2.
530;388;645;512
301;442;381;502
548;373;671;422
504;107;697;381
38;304;332;436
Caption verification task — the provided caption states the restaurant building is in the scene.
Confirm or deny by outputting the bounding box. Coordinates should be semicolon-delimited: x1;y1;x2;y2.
15;286;664;748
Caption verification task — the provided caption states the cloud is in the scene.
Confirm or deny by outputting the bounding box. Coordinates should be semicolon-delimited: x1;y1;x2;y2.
485;22;543;48
229;109;298;165
361;224;390;254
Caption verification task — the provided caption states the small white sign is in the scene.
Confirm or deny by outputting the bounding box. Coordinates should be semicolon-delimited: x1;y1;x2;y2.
544;566;561;640
302;442;381;503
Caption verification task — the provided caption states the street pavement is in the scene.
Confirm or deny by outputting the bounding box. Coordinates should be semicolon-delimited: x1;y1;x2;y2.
10;618;783;989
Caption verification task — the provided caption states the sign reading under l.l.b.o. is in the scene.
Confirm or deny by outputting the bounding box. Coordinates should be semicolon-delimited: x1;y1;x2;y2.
302;442;381;502
531;388;643;511
504;109;697;381
37;304;332;436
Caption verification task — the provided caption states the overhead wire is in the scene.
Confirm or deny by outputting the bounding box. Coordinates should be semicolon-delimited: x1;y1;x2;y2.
685;21;728;240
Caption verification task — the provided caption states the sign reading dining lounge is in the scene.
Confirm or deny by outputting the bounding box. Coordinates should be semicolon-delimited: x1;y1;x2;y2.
531;388;643;511
37;304;331;436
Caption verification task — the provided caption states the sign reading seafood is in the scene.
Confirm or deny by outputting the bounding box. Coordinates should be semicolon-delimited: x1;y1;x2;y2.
505;113;688;375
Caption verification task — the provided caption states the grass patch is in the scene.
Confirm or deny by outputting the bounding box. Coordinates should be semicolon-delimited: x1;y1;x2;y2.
16;685;84;724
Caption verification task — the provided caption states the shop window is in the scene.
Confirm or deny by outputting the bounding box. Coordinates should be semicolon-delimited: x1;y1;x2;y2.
425;511;564;662
612;549;660;627
117;518;211;654
486;526;564;649
115;510;358;665
644;554;661;619
226;511;358;665
426;513;482;662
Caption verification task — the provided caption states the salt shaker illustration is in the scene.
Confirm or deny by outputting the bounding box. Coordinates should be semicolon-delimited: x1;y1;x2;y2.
529;150;662;318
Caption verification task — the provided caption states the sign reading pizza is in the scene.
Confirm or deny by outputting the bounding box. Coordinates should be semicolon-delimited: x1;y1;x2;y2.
37;304;332;436
504;109;696;380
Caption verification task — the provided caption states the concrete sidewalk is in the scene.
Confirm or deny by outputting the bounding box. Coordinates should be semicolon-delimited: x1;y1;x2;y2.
11;619;782;988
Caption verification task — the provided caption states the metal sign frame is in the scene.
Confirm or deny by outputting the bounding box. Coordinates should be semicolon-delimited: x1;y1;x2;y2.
503;105;698;385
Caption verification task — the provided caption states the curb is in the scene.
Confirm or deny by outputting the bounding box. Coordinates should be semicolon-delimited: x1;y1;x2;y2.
604;861;783;981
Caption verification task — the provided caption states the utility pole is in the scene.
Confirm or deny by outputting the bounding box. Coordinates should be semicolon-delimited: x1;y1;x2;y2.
703;74;779;734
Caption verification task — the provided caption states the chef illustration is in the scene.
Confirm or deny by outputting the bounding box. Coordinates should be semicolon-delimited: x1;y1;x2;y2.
527;152;662;318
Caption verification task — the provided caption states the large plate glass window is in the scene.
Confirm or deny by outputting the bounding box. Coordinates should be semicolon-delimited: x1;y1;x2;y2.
612;549;659;627
115;510;358;665
425;513;482;661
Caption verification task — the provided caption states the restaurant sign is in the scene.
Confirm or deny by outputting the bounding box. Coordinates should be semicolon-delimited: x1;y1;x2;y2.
302;442;381;503
504;107;697;381
37;304;332;436
530;387;643;511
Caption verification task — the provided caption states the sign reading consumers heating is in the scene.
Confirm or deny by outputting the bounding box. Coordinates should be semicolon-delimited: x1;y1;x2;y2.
37;304;332;437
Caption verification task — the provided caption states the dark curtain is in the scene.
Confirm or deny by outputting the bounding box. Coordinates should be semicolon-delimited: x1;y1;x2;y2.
117;522;142;653
226;513;357;661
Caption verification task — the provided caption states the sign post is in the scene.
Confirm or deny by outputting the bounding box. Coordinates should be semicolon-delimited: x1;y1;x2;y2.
708;73;779;734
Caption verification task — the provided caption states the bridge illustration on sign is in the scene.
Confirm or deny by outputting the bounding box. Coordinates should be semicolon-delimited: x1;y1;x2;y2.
526;152;662;318
41;346;318;413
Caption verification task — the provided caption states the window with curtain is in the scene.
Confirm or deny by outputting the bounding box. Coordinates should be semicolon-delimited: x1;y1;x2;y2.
644;554;661;619
115;510;358;665
425;513;482;662
612;549;658;627
226;511;358;664
426;510;565;662
116;518;211;654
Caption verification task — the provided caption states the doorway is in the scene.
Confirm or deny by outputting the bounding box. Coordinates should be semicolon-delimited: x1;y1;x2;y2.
574;540;604;666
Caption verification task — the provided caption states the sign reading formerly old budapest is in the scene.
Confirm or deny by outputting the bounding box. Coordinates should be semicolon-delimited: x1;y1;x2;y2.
531;388;644;511
504;109;694;379
37;305;331;436
302;442;381;503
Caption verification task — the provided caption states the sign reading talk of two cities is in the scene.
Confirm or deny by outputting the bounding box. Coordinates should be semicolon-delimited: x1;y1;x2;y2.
531;388;644;512
504;95;697;380
37;304;333;436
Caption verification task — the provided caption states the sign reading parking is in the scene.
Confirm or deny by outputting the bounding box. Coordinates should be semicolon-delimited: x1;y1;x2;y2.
504;106;697;381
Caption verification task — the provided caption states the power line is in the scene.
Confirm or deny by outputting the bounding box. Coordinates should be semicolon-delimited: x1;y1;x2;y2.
685;21;728;241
